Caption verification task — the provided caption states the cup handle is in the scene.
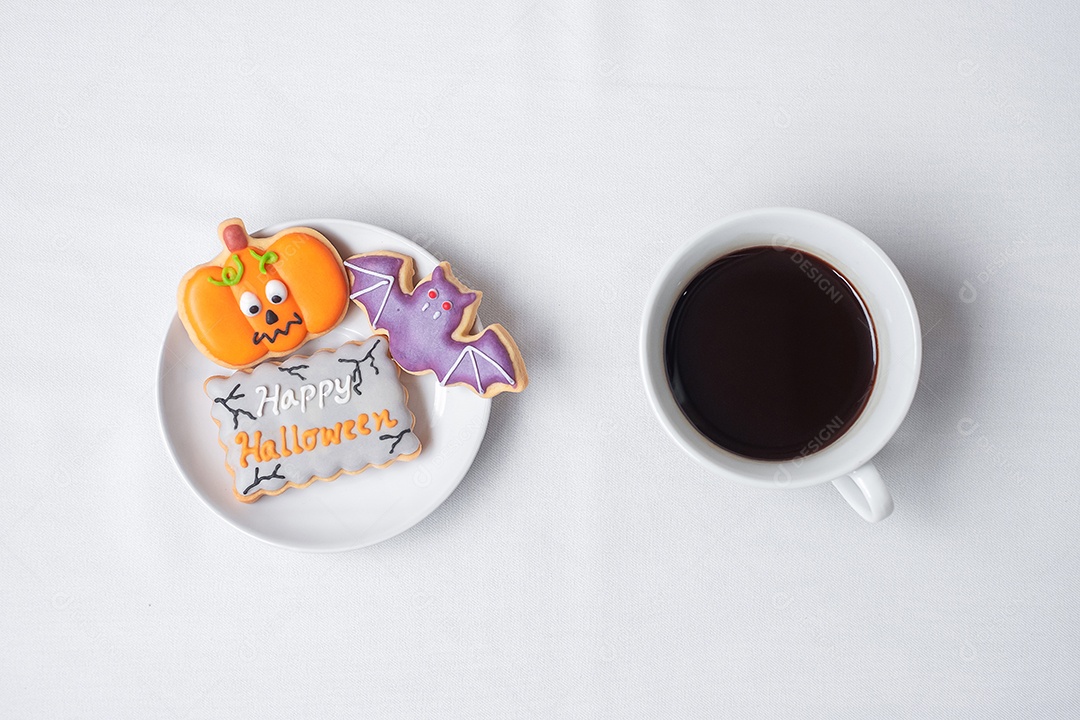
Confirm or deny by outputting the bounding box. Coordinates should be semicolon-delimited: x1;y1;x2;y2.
831;461;893;522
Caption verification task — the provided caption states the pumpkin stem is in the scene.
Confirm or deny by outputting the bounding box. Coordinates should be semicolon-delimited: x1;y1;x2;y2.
219;218;249;252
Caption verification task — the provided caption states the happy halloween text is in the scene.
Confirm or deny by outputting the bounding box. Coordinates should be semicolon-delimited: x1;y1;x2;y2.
232;377;400;467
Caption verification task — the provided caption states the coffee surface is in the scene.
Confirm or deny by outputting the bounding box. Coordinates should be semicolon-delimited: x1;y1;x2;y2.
664;246;876;461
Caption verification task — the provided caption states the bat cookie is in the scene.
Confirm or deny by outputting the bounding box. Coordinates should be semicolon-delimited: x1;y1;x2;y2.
178;219;350;368
205;338;421;502
344;252;527;398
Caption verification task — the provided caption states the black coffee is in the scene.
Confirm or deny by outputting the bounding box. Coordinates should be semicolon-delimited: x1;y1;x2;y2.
664;246;876;461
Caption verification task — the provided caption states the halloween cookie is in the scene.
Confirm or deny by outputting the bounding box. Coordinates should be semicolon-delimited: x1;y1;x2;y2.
178;219;350;368
205;337;421;502
344;252;527;398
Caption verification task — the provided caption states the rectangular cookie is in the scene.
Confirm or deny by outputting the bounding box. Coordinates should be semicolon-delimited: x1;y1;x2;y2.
205;337;421;502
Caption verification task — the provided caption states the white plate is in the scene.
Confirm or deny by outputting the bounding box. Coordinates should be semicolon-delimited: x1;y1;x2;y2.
157;219;490;552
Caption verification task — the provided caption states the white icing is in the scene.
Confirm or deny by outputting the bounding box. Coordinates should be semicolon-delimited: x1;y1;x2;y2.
317;379;334;406
299;384;316;413
265;279;288;304
333;376;350;403
205;338;420;499
256;378;352;418
239;291;261;317
256;385;279;417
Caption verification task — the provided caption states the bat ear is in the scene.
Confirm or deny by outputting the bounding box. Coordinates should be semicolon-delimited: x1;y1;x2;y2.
431;265;447;281
462;291;477;306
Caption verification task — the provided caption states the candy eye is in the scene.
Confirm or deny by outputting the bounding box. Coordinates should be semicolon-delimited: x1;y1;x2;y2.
441;301;452;311
427;289;438;299
265;279;288;305
239;291;261;317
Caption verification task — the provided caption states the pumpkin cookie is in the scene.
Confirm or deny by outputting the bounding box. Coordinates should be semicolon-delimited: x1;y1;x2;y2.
178;219;349;368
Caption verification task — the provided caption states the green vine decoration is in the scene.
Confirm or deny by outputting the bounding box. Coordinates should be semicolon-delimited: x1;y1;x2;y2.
249;248;279;274
207;253;244;286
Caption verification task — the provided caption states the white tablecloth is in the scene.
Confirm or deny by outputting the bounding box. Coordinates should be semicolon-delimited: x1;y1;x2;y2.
3;1;1078;717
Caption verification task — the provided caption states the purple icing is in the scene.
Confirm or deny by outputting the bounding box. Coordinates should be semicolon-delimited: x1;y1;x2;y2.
345;254;519;395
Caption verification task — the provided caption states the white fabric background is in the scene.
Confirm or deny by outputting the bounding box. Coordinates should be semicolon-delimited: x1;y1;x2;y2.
2;1;1078;717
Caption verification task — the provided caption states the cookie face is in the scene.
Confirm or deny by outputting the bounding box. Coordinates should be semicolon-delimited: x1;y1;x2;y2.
204;338;422;502
344;252;528;398
179;219;350;368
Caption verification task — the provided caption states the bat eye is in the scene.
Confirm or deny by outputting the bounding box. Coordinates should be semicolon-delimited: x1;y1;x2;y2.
441;301;452;311
239;291;261;317
264;279;288;305
427;289;438;299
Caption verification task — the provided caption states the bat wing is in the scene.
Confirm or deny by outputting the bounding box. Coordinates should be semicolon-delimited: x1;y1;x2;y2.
441;330;518;395
344;255;403;328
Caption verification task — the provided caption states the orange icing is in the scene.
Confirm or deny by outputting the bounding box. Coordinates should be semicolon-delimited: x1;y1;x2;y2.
236;431;262;469
232;414;398;467
372;409;397;431
178;219;349;368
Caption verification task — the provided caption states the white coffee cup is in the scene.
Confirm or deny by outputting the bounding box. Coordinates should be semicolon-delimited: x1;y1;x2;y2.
639;208;921;522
